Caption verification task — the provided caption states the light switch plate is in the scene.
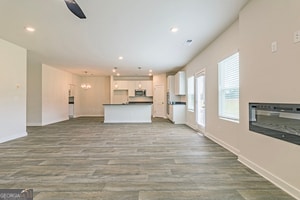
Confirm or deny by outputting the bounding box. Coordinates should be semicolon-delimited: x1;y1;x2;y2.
294;30;300;43
271;41;277;52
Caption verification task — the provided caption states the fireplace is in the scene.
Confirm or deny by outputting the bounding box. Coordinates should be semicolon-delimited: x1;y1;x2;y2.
249;103;300;145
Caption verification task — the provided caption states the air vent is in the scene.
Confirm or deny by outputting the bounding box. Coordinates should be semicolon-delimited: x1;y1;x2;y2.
185;39;193;46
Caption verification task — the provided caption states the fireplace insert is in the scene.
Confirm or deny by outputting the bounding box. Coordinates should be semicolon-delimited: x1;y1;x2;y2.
249;103;300;145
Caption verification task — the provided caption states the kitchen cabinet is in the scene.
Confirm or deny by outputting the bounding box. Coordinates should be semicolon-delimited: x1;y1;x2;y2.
174;71;186;95
113;80;128;90
128;81;136;96
144;80;153;96
69;104;74;118
168;104;186;124
128;80;153;96
167;75;180;103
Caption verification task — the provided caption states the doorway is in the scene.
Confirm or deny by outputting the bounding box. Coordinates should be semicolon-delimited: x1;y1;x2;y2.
153;85;165;118
195;70;206;133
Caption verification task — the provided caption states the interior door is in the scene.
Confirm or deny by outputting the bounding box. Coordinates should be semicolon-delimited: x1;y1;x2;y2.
153;85;165;118
195;70;206;132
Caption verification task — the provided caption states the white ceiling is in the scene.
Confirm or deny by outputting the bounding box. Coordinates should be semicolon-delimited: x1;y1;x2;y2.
0;0;248;76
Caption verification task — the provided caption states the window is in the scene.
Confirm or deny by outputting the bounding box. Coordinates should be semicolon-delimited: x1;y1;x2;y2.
187;76;195;111
218;52;239;121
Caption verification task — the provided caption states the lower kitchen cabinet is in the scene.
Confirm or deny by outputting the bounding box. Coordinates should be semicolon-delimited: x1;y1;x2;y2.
169;104;186;124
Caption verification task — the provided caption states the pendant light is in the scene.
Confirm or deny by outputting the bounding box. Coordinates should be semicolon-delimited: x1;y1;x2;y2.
81;71;91;89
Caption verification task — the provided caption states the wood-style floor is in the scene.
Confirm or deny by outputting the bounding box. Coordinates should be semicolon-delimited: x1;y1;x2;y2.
0;117;295;200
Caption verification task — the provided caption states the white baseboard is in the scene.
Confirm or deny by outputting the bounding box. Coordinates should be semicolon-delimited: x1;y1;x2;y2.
0;131;27;144
41;117;69;126
76;115;104;117
26;122;42;126
153;115;168;119
199;131;300;199
185;123;198;131
204;131;240;155
238;155;300;200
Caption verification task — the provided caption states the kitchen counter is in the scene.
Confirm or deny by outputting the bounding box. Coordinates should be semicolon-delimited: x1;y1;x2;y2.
167;104;186;124
103;103;152;123
103;102;153;105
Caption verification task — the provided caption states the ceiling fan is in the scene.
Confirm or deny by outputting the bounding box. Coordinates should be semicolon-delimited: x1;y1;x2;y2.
64;0;86;19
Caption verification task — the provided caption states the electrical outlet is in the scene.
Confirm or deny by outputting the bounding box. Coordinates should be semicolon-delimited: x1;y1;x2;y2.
294;30;300;43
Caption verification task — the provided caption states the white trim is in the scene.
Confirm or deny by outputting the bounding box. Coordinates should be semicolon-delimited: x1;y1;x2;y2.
41;117;69;126
0;131;27;144
195;69;206;132
26;123;42;126
238;155;300;200
195;68;206;77
202;131;300;199
153;116;168;119
76;115;104;117
204;131;240;155
185;122;198;131
219;117;240;123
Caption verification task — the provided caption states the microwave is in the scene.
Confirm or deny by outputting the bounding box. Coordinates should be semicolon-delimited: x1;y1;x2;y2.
135;89;146;96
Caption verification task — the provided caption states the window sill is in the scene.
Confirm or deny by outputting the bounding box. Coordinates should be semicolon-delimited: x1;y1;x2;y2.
219;117;239;124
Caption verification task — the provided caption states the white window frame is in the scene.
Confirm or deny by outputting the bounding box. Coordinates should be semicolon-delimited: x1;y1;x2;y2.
218;52;240;122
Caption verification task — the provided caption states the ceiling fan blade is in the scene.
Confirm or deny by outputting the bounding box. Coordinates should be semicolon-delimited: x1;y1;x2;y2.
64;0;86;19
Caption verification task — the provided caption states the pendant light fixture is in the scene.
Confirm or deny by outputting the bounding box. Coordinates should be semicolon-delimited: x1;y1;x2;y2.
81;71;91;89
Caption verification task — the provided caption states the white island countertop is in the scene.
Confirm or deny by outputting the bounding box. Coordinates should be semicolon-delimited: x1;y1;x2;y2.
103;103;152;123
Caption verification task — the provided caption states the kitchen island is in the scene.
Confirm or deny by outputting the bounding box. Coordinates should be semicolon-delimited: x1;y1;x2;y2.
103;103;152;123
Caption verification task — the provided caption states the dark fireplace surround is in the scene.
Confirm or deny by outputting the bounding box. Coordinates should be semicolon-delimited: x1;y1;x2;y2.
249;103;300;145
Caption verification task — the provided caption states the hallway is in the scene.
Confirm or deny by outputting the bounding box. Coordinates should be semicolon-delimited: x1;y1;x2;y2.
0;117;294;199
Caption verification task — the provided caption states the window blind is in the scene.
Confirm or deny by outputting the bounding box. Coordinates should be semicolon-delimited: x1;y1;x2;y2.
218;52;239;121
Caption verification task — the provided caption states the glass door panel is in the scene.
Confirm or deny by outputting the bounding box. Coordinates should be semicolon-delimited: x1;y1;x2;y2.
196;70;206;132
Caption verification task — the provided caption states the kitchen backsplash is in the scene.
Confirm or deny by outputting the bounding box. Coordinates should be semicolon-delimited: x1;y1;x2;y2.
128;96;153;102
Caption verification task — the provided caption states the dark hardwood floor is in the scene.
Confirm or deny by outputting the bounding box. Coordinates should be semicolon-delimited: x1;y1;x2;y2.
0;117;295;199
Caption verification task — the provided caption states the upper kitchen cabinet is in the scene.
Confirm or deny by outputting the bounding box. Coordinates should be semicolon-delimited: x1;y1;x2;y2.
128;80;153;96
144;80;153;96
128;81;136;96
113;80;128;90
167;75;174;91
174;71;186;95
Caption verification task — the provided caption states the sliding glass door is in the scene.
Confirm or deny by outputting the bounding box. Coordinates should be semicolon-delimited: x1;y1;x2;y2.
195;70;206;132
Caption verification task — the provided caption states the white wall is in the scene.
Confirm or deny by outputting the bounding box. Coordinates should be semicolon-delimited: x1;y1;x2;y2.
184;0;300;198
184;20;240;153
41;64;72;125
71;74;82;118
27;57;80;125
27;55;110;122
79;76;110;116
0;39;27;143
27;51;42;126
239;0;300;198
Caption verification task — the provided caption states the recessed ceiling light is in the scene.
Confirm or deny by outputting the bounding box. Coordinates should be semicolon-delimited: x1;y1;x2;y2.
25;26;35;32
118;56;123;60
149;69;152;73
116;73;120;76
170;27;179;33
112;67;117;73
